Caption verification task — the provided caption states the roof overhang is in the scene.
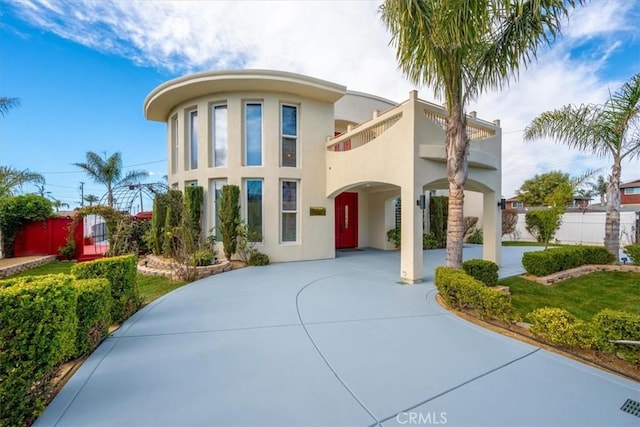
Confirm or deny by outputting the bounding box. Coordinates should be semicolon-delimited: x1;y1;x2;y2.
144;69;347;122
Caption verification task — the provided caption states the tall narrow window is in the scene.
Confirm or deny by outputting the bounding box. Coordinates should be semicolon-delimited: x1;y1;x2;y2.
281;180;298;242
211;179;227;240
245;103;262;166
188;109;198;169
281;105;298;167
246;179;263;241
211;104;228;167
170;115;178;174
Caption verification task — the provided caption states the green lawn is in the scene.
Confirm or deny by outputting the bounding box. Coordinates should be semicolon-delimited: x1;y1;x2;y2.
8;260;187;304
501;271;640;321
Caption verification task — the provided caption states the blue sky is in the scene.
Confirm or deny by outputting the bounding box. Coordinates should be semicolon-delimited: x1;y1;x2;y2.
1;0;639;207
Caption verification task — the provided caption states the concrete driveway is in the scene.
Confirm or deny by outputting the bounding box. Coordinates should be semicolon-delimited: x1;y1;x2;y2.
36;246;639;426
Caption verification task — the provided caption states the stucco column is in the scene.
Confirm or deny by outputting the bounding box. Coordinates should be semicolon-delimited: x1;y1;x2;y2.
400;185;423;283
482;191;501;264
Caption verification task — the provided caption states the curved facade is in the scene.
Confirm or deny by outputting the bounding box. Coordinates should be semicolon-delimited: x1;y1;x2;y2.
144;69;502;282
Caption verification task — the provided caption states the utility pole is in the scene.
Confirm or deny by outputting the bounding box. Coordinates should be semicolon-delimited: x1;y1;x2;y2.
80;181;85;207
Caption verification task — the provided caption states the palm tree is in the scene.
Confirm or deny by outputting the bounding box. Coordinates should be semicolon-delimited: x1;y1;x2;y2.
74;151;148;208
0;97;20;117
524;73;640;257
591;175;608;205
380;0;583;268
83;194;99;206
50;198;70;213
0;166;45;198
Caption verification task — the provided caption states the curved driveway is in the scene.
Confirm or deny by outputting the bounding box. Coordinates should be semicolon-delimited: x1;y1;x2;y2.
36;247;639;426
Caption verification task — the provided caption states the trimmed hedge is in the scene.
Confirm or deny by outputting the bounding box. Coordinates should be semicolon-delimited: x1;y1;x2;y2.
74;278;111;356
624;244;640;265
527;307;593;348
434;267;513;322
462;259;498;286
0;275;77;427
528;307;640;364
522;245;615;276
591;309;640;364
72;254;139;323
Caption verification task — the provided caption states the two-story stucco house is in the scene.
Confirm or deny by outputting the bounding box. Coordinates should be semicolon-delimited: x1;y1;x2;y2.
143;70;502;283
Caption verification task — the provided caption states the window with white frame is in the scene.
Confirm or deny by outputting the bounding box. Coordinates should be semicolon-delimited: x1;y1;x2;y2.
211;179;227;240
245;103;262;166
624;187;640;195
245;179;263;241
211;104;228;167
187;109;198;170
281;104;298;167
171;115;178;174
281;180;298;242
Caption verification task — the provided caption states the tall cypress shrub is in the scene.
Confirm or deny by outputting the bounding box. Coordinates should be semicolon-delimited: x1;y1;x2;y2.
219;185;240;260
183;186;204;243
430;196;448;247
150;193;168;255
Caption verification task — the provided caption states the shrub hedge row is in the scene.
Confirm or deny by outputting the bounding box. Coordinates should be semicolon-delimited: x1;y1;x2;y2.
0;275;78;426
462;259;499;286
528;307;640;364
0;254;135;426
74;278;111;356
522;245;615;276
71;254;139;323
434;267;513;322
624;244;640;265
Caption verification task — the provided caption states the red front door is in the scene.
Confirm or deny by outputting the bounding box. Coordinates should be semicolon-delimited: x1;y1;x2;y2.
335;192;358;249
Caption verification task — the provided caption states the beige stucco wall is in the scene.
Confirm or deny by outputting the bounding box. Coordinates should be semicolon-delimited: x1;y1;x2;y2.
334;91;397;133
166;92;338;262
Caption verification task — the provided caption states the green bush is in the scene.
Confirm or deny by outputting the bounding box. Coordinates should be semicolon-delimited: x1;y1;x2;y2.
591;309;640;364
527;307;593;348
462;259;499;286
522;245;614;276
72;254;138;323
190;250;214;266
624;244;640;265
423;232;440;249
73;278;111;356
434;267;513;322
249;251;270;266
387;227;401;249
465;228;483;244
0;274;77;426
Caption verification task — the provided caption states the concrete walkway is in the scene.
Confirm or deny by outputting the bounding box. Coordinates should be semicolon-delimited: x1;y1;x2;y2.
36;246;639;426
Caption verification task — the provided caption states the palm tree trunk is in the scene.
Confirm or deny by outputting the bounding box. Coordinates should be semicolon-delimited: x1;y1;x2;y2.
445;98;469;268
604;157;621;258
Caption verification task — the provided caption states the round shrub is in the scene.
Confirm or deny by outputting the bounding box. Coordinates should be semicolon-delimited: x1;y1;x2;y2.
462;259;498;286
249;252;270;266
190;250;214;267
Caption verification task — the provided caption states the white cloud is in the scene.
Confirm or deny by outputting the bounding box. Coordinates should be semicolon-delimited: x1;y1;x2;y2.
7;0;640;196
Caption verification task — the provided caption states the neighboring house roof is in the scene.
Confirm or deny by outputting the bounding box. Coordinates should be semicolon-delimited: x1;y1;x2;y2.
620;179;640;189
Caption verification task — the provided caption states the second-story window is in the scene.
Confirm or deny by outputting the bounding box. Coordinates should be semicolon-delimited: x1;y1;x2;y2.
188;109;198;170
245;103;262;166
281;104;298;167
211;104;228;167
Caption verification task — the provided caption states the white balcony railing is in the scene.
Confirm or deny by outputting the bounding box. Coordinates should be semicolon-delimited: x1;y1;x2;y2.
424;109;496;140
327;112;403;152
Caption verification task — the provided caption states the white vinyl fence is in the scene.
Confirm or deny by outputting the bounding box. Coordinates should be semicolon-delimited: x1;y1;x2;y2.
505;211;639;247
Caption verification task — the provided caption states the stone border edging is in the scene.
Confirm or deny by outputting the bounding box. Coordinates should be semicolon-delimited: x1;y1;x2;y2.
526;264;640;286
137;254;232;280
0;255;57;278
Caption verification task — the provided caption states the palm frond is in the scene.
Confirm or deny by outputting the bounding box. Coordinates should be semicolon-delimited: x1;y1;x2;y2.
0;97;21;117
